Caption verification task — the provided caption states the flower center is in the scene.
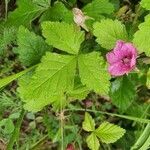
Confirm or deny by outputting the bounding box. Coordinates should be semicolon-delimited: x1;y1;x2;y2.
122;57;130;65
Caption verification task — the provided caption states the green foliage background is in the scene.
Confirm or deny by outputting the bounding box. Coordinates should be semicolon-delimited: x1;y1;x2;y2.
0;0;150;149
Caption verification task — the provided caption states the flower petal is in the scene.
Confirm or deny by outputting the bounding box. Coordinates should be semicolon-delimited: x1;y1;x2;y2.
130;56;136;68
113;40;124;52
108;62;131;76
125;43;138;57
106;52;120;64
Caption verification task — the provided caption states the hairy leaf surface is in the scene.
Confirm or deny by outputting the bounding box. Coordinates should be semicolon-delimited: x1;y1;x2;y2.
133;15;150;56
95;122;126;144
20;53;77;108
93;19;128;49
15;26;52;66
82;112;95;132
6;0;46;27
110;76;136;111
42;22;85;54
141;0;150;10
78;52;110;94
82;0;114;20
86;133;100;150
40;2;73;23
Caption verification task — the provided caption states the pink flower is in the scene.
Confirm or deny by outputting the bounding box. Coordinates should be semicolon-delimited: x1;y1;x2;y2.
106;40;137;76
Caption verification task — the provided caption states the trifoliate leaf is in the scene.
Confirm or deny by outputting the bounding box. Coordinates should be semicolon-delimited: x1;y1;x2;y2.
82;112;95;132
42;21;85;54
15;26;52;66
141;0;150;10
133;15;150;56
22;52;77;104
146;69;150;88
93;19;128;49
110;76;136;112
86;133;100;150
40;2;73;23
5;0;46;28
95;122;126;144
78;52;110;95
82;0;114;20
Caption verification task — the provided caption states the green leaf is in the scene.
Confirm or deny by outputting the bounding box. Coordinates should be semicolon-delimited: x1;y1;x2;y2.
15;26;52;66
133;15;150;56
82;0;114;20
0;92;16;112
93;19;128;49
4;119;15;134
78;52;110;95
19;52;77;111
42;21;85;54
95;122;126;144
5;0;46;28
17;71;34;101
24;94;65;112
40;2;73;23
0;118;14;134
147;69;150;88
18;71;66;112
82;112;95;132
0;27;17;55
141;0;150;10
110;76;136;112
18;69;66;112
18;72;67;112
86;133;100;150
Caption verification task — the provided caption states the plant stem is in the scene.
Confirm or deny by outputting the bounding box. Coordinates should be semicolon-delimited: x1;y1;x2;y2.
5;0;8;20
65;108;150;124
60;111;64;150
131;124;150;150
60;97;65;150
7;109;25;150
